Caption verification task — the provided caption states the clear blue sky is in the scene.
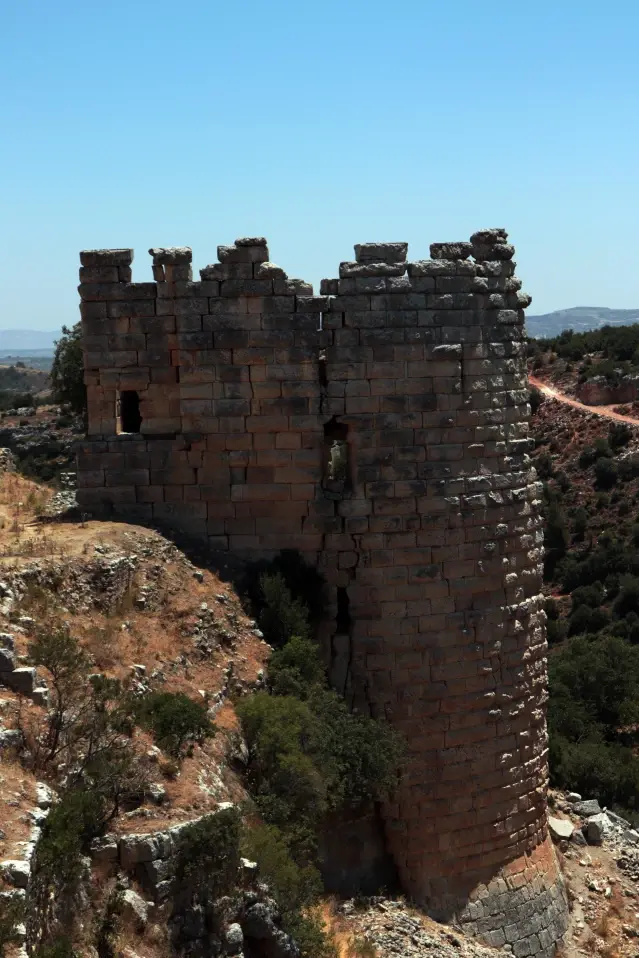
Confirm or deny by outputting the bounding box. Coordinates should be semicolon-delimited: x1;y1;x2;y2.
1;0;639;332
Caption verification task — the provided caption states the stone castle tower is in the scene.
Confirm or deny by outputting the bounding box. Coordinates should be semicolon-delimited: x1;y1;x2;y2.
76;229;569;956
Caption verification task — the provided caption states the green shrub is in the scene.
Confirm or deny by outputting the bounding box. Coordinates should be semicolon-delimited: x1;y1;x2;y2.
34;940;78;958
609;422;633;450
237;683;402;862
241;825;336;958
309;688;403;811
245;550;325;627
238;551;400;950
287;911;337;958
571;582;605;609
237;692;327;851
529;386;544;415
572;507;589;541
549;634;639;740
594;457;618;489
614;575;639;618
242;823;322;916
269;635;326;698
176;807;242;898
535;451;553;480
550;738;639;810
544;496;569;578
93;889;123;958
37;789;107;875
135;691;214;758
258;572;312;648
51;323;86;419
545;598;560;620
619;457;639;481
559;537;639;593
547;616;567;646
0;896;25;957
567;604;609;636
29;790;107;948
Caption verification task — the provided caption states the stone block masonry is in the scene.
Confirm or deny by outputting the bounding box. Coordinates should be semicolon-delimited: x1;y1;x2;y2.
76;229;569;957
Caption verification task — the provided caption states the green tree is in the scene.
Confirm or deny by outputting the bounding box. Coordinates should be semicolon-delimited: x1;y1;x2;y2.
595;457;618;489
28;626;91;764
135;690;215;758
176;807;242;898
0;896;24;957
51;322;86;418
258;572;312;647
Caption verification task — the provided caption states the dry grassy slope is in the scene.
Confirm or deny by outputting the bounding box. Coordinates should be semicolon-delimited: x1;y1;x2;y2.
0;364;49;398
0;472;270;858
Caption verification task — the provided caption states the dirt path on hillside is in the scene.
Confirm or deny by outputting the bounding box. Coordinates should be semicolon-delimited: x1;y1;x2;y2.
529;374;639;425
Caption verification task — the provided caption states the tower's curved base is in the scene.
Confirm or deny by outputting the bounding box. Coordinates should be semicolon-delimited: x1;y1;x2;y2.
425;837;569;957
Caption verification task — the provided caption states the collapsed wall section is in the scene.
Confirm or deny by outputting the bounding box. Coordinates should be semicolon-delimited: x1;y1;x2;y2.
76;240;324;562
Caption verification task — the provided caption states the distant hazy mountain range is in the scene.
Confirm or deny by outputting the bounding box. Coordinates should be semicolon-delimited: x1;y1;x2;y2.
0;330;58;352
526;307;639;339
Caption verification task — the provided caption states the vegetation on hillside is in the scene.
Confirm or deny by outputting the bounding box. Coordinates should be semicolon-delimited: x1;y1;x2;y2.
531;376;639;816
529;323;639;389
50;322;86;418
236;559;403;958
16;623;217;950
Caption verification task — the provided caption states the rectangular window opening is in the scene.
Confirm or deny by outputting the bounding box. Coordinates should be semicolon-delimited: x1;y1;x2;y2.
119;390;142;434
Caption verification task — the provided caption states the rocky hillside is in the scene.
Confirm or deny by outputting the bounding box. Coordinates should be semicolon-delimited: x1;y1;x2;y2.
529;325;639;410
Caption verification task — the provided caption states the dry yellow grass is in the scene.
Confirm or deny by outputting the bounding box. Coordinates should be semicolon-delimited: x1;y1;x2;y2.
319;900;378;958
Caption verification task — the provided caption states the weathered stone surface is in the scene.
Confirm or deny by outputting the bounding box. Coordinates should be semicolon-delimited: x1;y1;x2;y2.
119;830;172;869
585;812;614;845
89;835;118;862
354;242;408;264
1;860;30;888
254;262;287;279
30;687;49;707
225;922;244;955
146;782;167;805
0;647;15;671
80;249;133;267
573;799;602;818
0;728;23;750
121;889;148;929
339;262;406;278
430;241;473;259
235;236;268;247
35;783;54;809
148;247;192;265
3;668;36;694
548;816;573;842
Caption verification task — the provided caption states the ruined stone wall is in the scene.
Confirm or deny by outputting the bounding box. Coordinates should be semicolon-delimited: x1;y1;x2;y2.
76;230;569;957
77;239;325;558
